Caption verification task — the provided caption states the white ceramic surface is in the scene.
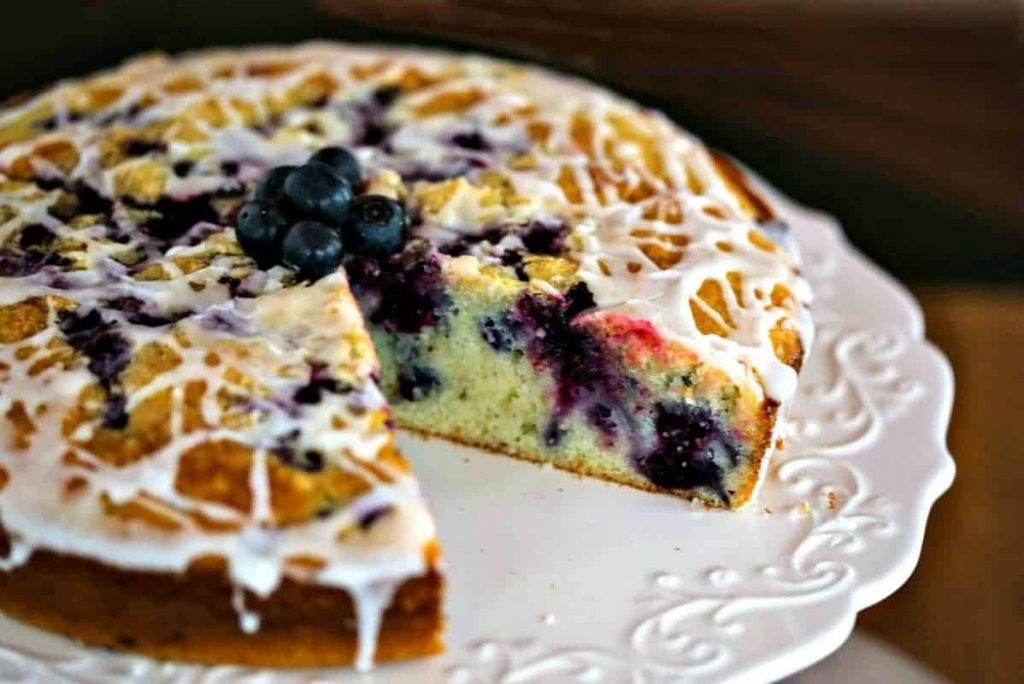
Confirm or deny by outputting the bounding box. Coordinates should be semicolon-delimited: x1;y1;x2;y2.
0;184;955;683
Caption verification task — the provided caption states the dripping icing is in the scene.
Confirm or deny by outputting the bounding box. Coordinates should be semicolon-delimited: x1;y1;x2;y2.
0;43;813;664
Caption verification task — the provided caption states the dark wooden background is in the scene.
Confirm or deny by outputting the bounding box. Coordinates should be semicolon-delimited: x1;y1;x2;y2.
5;1;1024;680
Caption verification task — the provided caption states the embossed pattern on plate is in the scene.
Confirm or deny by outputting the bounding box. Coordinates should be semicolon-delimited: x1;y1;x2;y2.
0;182;955;683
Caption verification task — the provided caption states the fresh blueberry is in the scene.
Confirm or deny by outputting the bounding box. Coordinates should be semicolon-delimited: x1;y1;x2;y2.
309;146;362;188
236;201;290;267
283;162;353;224
281;220;344;281
254;165;297;204
343;195;406;256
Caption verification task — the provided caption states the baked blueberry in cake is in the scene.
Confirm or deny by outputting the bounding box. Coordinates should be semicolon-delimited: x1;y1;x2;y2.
0;42;811;667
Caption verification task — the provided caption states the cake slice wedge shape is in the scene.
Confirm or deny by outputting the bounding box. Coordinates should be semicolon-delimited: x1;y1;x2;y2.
0;188;443;667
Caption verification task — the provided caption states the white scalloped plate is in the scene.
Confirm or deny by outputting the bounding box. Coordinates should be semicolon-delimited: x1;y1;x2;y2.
0;180;954;683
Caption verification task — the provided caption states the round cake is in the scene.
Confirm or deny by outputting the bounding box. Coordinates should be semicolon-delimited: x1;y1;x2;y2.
0;43;811;668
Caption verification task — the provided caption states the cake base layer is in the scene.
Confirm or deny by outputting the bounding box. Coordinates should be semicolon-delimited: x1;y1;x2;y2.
0;545;444;668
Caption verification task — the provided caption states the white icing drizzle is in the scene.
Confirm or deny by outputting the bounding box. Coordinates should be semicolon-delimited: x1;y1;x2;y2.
231;584;261;635
0;42;812;664
351;580;399;672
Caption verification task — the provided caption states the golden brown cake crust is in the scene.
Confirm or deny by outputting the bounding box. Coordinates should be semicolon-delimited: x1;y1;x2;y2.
0;40;815;667
0;539;444;667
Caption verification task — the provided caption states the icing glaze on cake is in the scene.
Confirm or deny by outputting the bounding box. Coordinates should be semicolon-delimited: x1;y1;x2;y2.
0;42;812;666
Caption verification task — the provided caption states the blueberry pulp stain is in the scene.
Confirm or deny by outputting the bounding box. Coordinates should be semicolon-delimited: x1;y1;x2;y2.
385;336;442;404
478;282;628;446
637;402;738;504
18;223;56;250
101;295;189;328
270;445;325;474
502;253;530;282
450;131;489;151
519;219;569;255
215;181;246;199
196;308;250;336
439;219;569;261
293;375;352;405
33;112;84;131
478;312;521;352
270;369;357;470
121;139;166;157
397;364;440;402
373;86;402;108
352;86;400;148
476;283;738;498
358;504;394;530
57;308;133;429
516;283;628;447
345;242;448;335
101;394;129;430
543;419;566;448
217;275;260;299
127;194;220;244
438;226;506;258
0;223;67;277
34;176;225;264
37;179;114;220
0;244;67;278
172;160;195;178
394;160;473;184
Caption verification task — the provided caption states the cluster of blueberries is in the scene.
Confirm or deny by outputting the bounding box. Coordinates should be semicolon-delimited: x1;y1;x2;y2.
236;147;407;280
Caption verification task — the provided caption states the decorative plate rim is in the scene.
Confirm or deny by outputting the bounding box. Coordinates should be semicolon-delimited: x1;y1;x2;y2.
736;170;956;682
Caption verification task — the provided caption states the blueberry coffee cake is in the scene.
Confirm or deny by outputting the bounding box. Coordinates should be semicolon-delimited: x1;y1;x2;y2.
0;43;810;667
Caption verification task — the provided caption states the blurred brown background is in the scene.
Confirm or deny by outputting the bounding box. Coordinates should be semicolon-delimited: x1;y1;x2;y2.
7;1;1024;680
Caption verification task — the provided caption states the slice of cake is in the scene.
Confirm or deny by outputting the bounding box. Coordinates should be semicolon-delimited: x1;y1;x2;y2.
331;47;812;508
0;42;811;667
0;52;445;669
